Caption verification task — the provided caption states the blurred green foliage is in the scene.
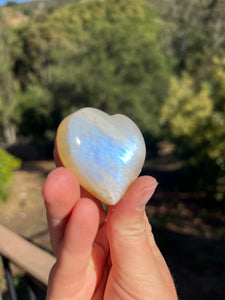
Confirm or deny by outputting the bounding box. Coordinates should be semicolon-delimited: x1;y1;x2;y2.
14;0;169;138
0;148;21;201
0;0;225;200
160;71;225;193
161;74;213;142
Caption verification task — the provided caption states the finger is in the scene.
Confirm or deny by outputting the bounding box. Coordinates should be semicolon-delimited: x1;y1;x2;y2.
47;198;100;299
107;176;162;282
144;213;177;291
81;186;107;226
42;167;80;255
81;187;110;285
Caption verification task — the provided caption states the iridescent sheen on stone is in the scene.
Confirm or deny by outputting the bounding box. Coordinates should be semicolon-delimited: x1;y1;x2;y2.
56;107;146;205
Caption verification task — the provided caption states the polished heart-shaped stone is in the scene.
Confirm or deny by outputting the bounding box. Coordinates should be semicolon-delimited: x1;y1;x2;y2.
56;107;146;205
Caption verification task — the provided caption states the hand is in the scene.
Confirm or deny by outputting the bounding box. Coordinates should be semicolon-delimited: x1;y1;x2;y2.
42;150;178;300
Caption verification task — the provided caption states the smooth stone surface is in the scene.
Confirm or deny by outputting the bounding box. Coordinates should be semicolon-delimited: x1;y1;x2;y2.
56;107;146;205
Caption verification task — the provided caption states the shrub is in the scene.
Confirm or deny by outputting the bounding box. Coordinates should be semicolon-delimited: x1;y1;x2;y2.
0;148;21;201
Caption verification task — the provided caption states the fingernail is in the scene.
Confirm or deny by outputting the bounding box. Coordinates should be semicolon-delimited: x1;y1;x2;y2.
136;181;158;212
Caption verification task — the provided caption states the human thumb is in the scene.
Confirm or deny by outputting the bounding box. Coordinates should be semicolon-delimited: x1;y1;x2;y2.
107;176;158;274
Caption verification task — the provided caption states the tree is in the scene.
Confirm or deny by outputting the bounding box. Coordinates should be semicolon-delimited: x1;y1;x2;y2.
160;74;213;145
160;70;225;198
207;57;225;174
15;85;52;143
0;8;22;144
44;0;170;137
151;0;225;80
0;9;15;143
13;0;170;141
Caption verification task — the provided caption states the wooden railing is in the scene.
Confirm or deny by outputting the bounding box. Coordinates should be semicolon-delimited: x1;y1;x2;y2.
0;224;56;300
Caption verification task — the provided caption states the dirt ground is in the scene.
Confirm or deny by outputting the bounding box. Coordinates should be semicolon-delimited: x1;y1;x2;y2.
0;161;55;252
0;160;225;299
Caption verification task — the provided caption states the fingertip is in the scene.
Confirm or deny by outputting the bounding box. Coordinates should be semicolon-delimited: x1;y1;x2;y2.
71;198;100;233
43;167;80;219
135;176;158;211
108;176;157;219
62;197;100;254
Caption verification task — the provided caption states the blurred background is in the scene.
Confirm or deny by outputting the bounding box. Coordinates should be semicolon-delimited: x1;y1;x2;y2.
0;0;224;299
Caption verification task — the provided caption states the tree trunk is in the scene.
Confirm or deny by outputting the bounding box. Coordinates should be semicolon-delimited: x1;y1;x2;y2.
3;122;17;145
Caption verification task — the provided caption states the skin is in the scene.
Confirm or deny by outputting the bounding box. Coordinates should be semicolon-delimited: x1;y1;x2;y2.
42;146;178;300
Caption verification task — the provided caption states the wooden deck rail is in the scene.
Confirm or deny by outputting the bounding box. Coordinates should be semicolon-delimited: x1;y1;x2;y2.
0;224;56;286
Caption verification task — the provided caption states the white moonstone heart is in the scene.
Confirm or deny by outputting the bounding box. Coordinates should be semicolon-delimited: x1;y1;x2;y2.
56;107;146;205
